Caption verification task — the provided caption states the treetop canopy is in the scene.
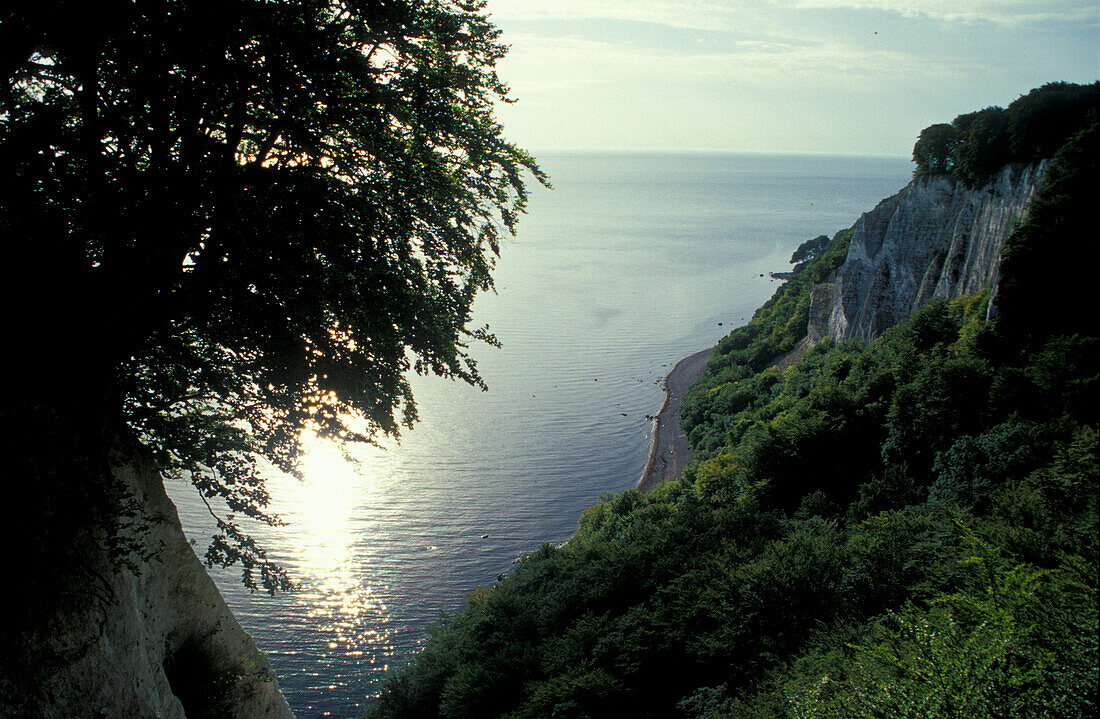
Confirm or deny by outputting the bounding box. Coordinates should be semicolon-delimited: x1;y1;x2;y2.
911;81;1098;184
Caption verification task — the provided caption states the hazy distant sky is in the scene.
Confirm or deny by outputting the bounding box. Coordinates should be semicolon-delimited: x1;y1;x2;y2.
489;0;1100;156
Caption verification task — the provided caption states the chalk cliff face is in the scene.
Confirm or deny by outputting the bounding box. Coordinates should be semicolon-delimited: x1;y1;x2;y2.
807;162;1048;344
38;444;295;719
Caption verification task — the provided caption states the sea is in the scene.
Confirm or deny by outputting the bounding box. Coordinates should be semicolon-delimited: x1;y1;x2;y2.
166;151;912;717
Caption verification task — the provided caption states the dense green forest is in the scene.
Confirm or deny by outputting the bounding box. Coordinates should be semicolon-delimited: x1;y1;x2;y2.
911;81;1098;185
366;85;1098;718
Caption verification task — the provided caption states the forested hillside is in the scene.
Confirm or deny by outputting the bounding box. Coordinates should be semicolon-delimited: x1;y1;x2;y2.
366;83;1098;719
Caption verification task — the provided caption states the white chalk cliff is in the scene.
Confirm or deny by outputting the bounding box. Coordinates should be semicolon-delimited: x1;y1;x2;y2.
807;162;1048;344
38;442;295;719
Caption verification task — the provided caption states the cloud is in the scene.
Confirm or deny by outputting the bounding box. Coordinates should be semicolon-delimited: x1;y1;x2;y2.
491;0;1097;32
489;0;749;32
489;0;1097;153
770;0;1098;26
492;0;1077;100
501;29;961;90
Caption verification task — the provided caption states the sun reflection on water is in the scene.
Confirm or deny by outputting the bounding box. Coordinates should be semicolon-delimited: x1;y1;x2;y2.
286;434;396;680
294;435;358;580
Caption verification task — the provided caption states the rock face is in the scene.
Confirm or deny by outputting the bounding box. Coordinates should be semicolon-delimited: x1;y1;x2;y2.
808;162;1048;343
38;443;295;719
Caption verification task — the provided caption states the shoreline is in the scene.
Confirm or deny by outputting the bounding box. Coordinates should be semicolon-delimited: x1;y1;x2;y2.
637;347;712;492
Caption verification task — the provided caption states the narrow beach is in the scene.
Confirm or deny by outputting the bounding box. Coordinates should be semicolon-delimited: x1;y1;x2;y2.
637;347;712;492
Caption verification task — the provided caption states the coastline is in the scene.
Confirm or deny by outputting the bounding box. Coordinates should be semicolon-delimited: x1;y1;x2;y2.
637;347;712;492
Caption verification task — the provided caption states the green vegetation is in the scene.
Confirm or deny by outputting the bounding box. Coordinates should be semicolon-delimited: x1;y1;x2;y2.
680;225;854;455
789;235;830;268
912;81;1098;185
693;225;854;381
367;90;1098;718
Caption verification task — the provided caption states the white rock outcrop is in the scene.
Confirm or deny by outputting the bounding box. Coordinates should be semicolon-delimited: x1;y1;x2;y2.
38;443;295;719
808;162;1048;343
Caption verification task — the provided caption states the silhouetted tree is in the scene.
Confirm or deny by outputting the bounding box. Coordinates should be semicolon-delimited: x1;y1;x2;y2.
951;107;1011;186
1007;81;1100;161
912;123;958;175
911;82;1099;187
1;0;544;591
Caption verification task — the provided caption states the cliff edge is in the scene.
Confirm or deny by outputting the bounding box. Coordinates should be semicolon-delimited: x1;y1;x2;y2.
808;162;1048;344
31;443;295;719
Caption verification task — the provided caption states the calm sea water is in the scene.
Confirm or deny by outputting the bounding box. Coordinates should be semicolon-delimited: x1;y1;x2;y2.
167;152;911;717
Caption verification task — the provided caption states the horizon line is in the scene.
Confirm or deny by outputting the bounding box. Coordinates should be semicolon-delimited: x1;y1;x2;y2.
522;147;913;161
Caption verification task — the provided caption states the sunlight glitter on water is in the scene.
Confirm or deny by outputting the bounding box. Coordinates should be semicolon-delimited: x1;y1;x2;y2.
278;435;399;673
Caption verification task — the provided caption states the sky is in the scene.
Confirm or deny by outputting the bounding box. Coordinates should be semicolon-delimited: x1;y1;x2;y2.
488;0;1100;156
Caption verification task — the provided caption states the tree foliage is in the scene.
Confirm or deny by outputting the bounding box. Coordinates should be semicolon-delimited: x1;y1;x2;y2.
1;0;543;592
996;115;1098;347
791;556;1098;719
789;235;830;265
912;123;958;175
910;82;1098;185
